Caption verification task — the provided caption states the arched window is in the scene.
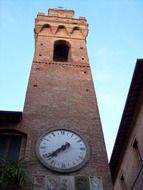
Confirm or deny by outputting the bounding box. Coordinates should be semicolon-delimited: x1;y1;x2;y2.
57;25;65;30
40;24;52;34
73;26;80;31
71;26;82;34
53;40;70;62
0;129;27;161
41;24;51;30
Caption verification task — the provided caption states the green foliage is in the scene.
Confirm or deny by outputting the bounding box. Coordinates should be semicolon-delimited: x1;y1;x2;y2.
0;159;32;190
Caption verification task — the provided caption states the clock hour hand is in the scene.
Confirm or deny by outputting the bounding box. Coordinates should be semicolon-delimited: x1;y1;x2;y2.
61;142;70;150
58;142;70;153
48;142;70;157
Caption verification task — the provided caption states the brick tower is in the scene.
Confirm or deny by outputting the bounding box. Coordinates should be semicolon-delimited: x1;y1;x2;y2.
17;9;112;189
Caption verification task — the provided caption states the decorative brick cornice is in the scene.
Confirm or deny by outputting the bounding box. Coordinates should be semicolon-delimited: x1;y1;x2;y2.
33;60;90;68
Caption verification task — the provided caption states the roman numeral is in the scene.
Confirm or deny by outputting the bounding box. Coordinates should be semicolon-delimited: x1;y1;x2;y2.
72;161;76;165
42;154;48;158
78;155;83;160
52;132;55;136
40;146;46;149
80;147;86;150
50;160;56;166
61;131;65;135
43;138;49;141
77;139;82;143
61;163;66;168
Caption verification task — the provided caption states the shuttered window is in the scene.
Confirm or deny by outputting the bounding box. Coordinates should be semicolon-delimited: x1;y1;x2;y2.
0;134;22;161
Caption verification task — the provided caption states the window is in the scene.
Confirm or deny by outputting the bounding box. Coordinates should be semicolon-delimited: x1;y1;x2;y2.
41;24;52;32
73;26;80;31
0;130;26;161
53;40;70;62
0;134;21;161
132;138;142;161
120;174;127;190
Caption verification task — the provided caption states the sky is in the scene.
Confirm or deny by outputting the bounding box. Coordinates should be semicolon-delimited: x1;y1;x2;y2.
0;0;143;160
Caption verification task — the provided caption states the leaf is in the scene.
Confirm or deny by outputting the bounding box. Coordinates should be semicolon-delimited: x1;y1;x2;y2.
0;159;34;188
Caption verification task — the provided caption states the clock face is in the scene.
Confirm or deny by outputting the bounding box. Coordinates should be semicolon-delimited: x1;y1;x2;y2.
35;128;89;173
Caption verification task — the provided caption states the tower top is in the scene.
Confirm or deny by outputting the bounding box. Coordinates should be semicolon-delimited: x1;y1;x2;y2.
48;9;74;18
37;8;87;21
35;8;88;40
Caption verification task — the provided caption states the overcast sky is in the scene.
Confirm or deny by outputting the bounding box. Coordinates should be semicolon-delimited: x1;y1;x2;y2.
0;0;143;159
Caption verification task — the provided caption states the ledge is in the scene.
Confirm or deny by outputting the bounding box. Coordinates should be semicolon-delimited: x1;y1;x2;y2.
0;110;22;123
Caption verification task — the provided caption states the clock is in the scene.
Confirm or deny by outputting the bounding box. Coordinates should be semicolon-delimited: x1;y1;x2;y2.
35;128;90;173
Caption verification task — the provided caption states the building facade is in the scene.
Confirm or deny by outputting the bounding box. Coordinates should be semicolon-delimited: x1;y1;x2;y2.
0;9;113;189
110;59;143;190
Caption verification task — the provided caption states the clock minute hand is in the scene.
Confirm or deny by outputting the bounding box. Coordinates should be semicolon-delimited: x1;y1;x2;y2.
47;147;63;158
47;149;59;157
47;152;56;158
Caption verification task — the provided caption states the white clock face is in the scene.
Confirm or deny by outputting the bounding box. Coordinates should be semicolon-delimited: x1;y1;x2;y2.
36;129;89;173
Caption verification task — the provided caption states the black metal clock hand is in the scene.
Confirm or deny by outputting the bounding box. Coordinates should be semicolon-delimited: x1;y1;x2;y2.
61;142;70;150
47;150;58;157
48;142;70;157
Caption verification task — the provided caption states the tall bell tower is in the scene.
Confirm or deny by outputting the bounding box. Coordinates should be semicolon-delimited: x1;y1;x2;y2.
22;9;113;189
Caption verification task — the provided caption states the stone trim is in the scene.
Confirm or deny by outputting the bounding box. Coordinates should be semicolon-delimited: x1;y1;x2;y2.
33;175;103;190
